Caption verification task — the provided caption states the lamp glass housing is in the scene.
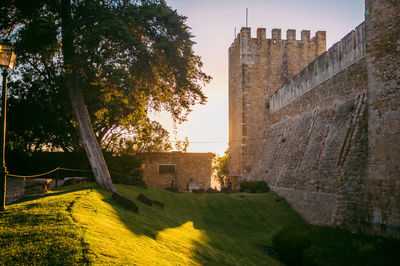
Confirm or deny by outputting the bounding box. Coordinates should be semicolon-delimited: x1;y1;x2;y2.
0;42;16;69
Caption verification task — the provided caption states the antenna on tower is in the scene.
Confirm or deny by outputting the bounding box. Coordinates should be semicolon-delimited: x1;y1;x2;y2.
246;7;248;27
234;27;236;38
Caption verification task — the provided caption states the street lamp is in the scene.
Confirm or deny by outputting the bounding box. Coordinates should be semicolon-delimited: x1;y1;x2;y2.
0;39;16;211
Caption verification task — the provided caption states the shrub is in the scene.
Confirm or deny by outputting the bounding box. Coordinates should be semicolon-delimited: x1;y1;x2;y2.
239;180;270;193
271;225;400;266
104;153;142;177
220;187;229;193
6;151;92;179
6;151;144;184
207;188;217;193
212;149;228;185
102;153;144;185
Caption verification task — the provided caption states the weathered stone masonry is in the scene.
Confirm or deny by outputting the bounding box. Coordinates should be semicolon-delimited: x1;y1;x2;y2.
139;152;213;191
229;26;326;186
228;0;399;237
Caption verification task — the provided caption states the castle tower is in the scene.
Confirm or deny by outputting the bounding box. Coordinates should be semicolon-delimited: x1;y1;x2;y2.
228;27;326;186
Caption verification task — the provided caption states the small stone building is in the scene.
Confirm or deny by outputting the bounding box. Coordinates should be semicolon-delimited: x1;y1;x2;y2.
138;152;213;191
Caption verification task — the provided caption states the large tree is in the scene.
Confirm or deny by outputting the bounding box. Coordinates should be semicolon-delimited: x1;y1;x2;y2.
0;0;210;191
6;74;172;154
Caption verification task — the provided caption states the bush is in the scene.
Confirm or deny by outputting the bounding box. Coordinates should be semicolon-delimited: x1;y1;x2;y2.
104;153;143;184
220;187;229;193
6;151;144;185
271;225;400;266
207;188;218;193
6;151;92;179
104;153;142;176
239;180;270;193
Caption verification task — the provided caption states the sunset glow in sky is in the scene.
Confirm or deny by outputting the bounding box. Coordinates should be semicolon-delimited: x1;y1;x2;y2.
151;0;365;155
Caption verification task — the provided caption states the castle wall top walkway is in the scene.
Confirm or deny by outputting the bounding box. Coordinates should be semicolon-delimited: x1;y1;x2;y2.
270;22;366;112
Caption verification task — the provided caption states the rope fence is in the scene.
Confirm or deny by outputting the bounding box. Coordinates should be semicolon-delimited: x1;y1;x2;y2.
7;167;61;179
6;167;134;181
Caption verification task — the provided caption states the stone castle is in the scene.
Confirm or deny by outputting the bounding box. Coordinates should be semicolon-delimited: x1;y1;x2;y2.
228;0;399;237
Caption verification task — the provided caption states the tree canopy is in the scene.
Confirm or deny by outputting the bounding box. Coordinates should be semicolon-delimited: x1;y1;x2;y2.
174;136;189;152
1;0;210;153
0;0;210;191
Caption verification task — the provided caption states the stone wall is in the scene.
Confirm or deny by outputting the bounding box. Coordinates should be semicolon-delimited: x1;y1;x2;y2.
6;177;25;204
364;0;400;237
228;34;243;180
253;58;369;229
270;22;365;111
139;152;213;191
228;0;399;237
228;27;325;184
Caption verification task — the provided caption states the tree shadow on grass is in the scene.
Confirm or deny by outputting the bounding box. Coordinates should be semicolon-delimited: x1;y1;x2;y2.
5;182;295;264
91;185;296;265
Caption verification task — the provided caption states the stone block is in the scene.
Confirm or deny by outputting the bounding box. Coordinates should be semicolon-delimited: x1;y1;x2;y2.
152;200;164;209
112;192;138;213
188;181;200;191
137;193;153;206
24;178;52;197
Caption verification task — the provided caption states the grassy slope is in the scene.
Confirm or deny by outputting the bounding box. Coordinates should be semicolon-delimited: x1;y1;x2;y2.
0;185;89;265
0;183;303;265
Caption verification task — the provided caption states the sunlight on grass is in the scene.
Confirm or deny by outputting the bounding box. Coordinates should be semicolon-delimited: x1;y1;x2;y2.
1;183;303;265
2;184;398;265
0;186;92;265
72;190;211;265
156;221;210;265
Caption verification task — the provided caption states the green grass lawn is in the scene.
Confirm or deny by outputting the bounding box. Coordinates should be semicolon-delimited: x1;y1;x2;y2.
0;183;304;265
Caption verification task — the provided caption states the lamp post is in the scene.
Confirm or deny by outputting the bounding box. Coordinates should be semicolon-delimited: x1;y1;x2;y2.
0;40;16;211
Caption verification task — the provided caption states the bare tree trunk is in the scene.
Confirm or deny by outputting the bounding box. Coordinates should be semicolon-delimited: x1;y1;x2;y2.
61;0;116;192
67;77;117;192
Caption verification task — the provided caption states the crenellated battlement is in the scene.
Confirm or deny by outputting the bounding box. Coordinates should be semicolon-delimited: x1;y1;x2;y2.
270;22;366;112
230;27;326;49
228;25;326;185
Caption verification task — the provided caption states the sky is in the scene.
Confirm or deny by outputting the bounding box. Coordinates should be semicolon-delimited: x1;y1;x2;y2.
150;0;365;155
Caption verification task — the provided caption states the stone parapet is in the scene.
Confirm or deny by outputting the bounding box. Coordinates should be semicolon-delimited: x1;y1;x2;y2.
270;22;365;112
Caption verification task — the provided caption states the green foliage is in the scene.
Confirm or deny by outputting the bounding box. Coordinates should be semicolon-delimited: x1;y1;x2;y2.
6;151;91;179
212;149;228;184
103;153;143;184
1;183;304;265
18;17;58;57
240;180;270;193
6;151;146;184
103;120;172;154
7;77;79;153
1;0;210;153
272;225;400;266
174;136;189;152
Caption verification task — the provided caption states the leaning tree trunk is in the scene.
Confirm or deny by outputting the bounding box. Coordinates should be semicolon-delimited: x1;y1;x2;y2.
61;0;116;192
67;77;117;192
